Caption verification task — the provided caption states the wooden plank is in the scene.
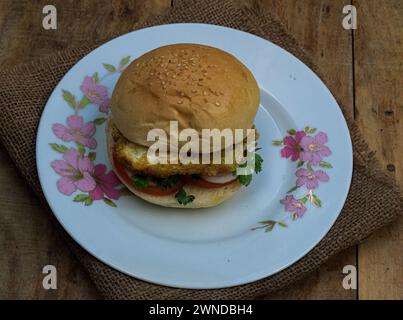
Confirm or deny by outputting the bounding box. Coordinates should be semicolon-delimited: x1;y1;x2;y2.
0;0;171;66
244;0;356;299
353;0;403;300
0;148;102;299
0;0;171;299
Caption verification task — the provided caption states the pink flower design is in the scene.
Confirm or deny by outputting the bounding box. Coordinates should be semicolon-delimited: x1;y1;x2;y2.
280;131;306;161
80;76;110;113
51;148;96;195
299;132;332;165
51;149;121;201
52;115;97;149
89;164;121;200
280;195;307;218
296;168;329;190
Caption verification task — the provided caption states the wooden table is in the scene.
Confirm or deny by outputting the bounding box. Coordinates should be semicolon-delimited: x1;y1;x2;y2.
0;0;401;299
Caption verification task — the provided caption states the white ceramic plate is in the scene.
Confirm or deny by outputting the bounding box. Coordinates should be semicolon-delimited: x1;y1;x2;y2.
36;24;353;289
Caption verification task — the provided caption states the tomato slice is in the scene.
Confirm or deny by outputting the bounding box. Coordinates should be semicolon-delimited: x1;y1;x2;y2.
113;155;236;192
181;175;238;189
113;155;180;196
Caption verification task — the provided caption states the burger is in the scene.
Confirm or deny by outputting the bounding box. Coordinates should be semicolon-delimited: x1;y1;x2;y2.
107;43;263;208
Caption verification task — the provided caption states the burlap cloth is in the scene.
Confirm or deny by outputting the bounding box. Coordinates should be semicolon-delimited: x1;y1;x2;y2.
0;0;402;299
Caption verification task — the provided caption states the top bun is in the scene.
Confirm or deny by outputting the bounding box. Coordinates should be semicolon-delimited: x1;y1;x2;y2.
111;44;260;149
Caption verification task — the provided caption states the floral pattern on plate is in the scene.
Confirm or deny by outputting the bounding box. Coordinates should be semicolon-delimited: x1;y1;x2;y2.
49;56;131;207
254;127;333;232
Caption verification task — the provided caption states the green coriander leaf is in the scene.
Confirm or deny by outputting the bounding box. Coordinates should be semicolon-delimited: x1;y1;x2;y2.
287;129;296;135
234;150;264;186
175;186;195;205
254;153;264;173
152;175;180;189
238;160;247;168
131;175;149;189
238;174;252;186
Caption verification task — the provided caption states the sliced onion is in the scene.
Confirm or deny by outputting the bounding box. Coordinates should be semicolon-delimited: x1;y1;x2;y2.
201;173;237;184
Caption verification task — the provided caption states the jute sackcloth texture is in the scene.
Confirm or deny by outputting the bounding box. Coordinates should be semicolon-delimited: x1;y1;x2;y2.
0;0;402;299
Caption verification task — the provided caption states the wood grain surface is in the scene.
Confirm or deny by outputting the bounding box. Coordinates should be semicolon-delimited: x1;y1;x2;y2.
353;0;403;300
0;0;401;299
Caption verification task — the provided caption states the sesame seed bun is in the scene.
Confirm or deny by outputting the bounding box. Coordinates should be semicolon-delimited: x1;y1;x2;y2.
111;43;260;149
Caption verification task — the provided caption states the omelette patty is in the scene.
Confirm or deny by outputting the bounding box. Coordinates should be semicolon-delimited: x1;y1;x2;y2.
110;121;258;178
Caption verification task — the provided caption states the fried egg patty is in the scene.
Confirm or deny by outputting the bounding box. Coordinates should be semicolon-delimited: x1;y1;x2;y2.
110;121;258;178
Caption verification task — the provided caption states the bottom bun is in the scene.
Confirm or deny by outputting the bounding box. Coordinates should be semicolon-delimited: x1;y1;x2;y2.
106;119;241;208
124;180;241;209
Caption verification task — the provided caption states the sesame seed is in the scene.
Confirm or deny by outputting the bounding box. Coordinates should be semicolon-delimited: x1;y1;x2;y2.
215;102;220;106
177;100;183;104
